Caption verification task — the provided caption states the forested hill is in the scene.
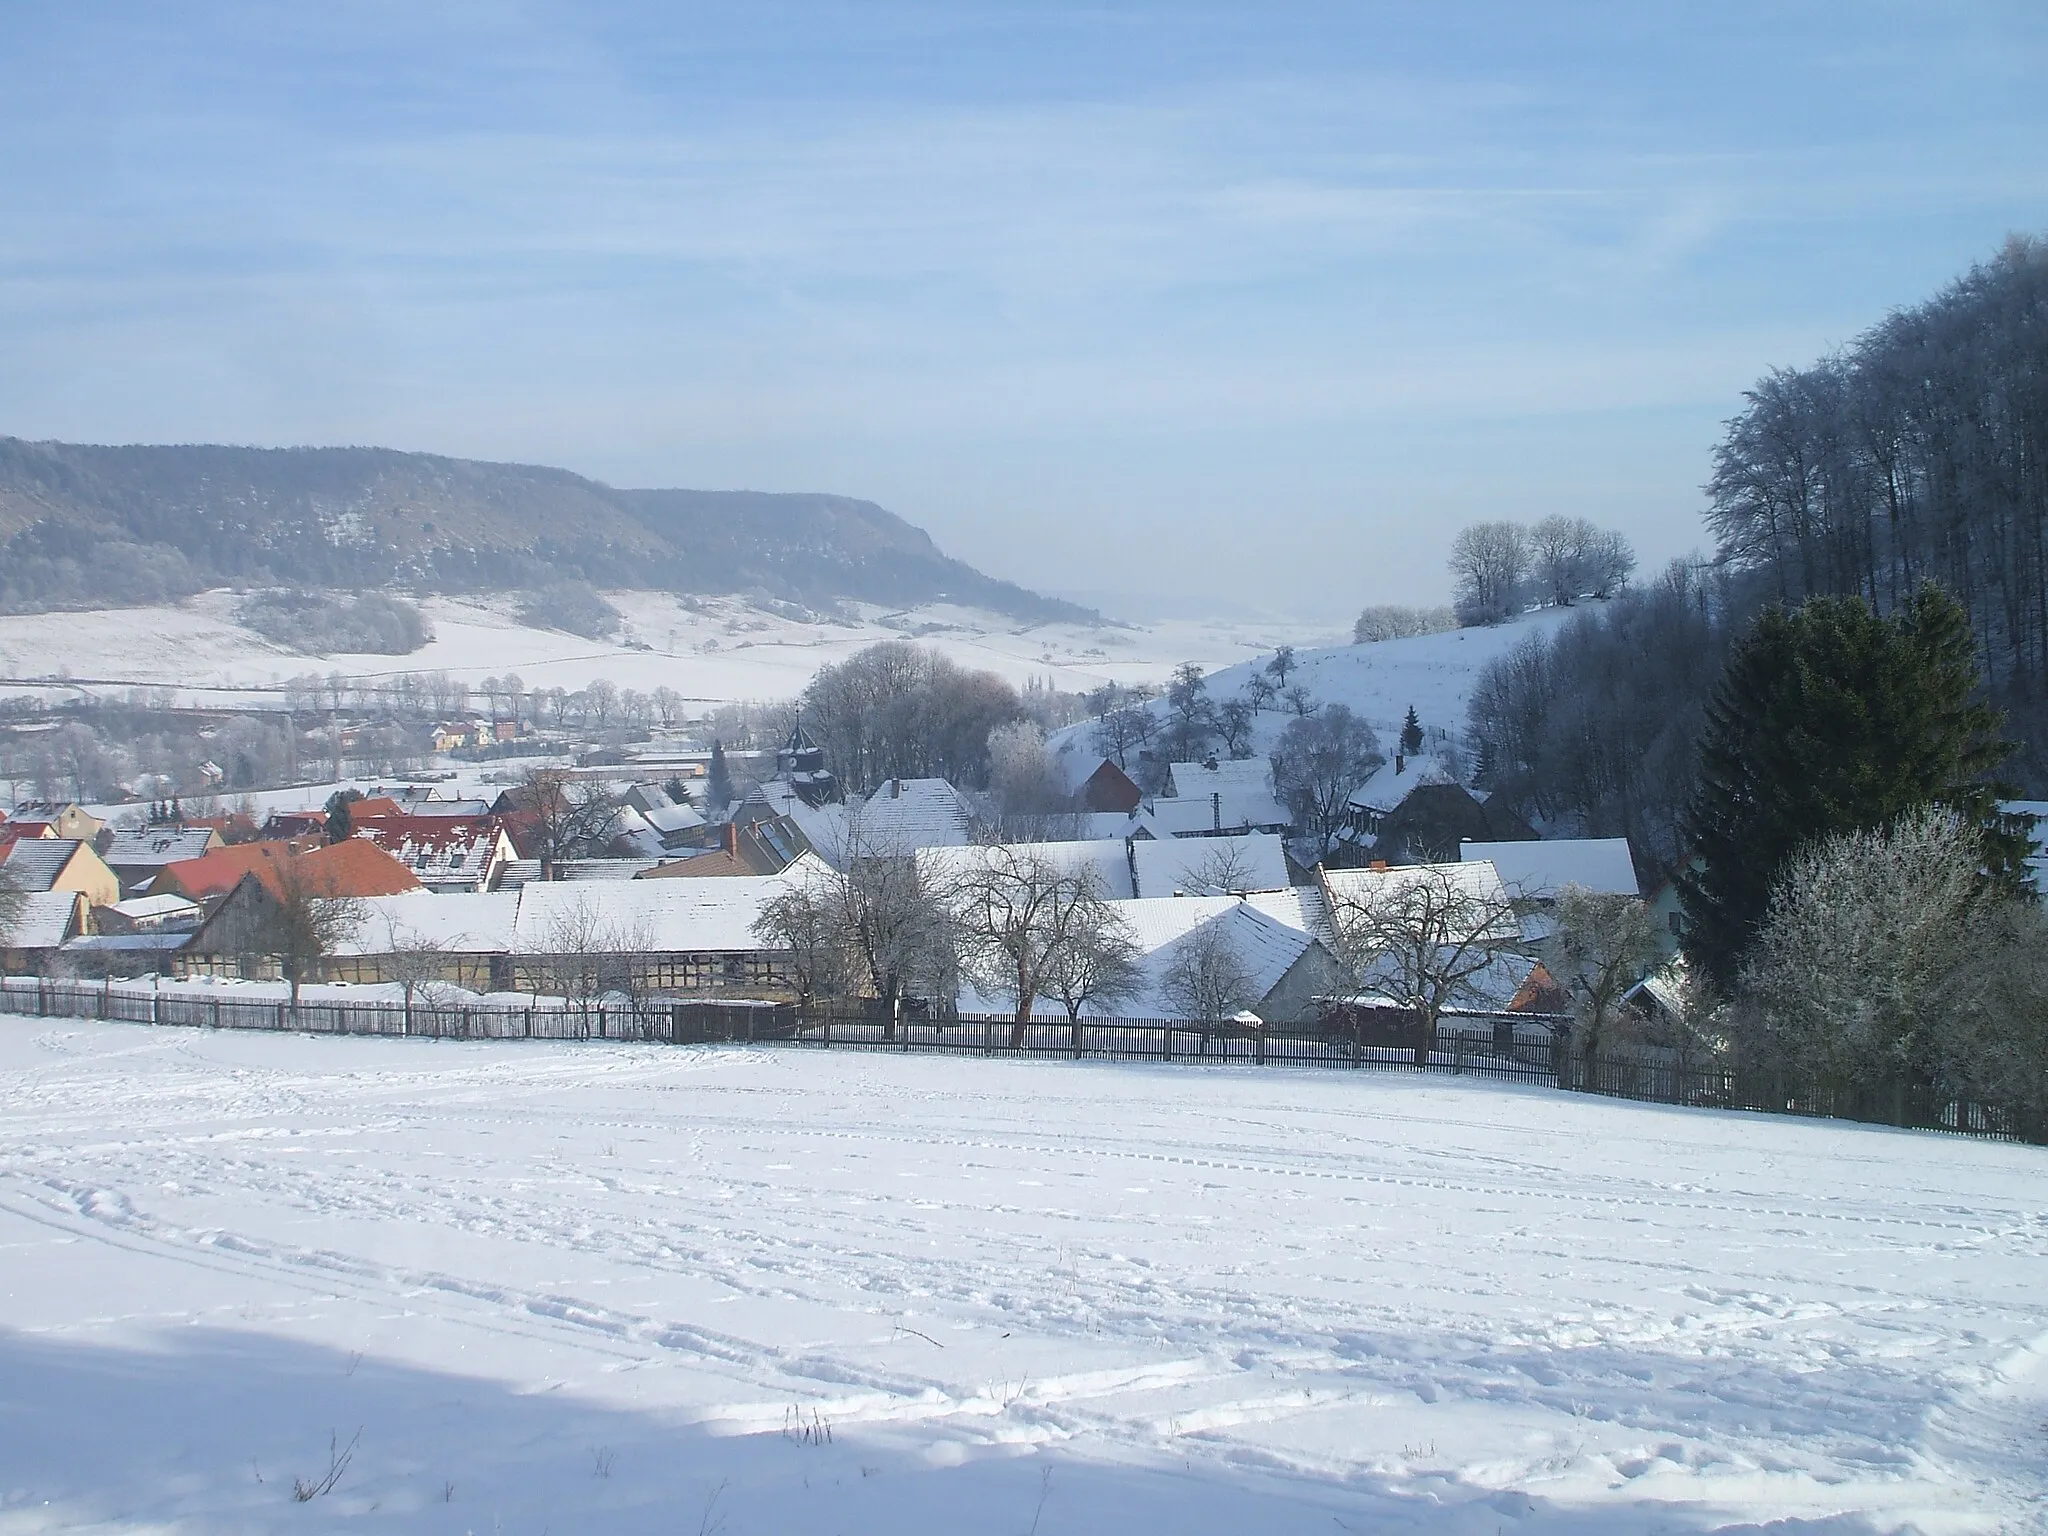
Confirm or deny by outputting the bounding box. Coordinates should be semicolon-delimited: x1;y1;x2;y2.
0;437;1090;623
1704;236;2048;750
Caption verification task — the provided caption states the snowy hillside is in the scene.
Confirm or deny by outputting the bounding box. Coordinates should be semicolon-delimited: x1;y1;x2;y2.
0;589;1344;708
1051;604;1583;764
4;1022;2042;1533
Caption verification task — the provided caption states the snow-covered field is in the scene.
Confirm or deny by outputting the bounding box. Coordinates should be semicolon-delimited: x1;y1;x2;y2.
0;590;1343;708
3;1021;2042;1534
1050;605;1581;765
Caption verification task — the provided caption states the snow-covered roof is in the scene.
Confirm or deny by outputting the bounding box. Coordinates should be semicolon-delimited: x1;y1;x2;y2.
952;893;1326;1021
1463;837;1639;899
355;817;507;890
1117;898;1320;1021
511;872;804;954
741;782;852;863
108;893;201;924
1051;748;1117;796
103;827;218;867
1150;760;1291;834
843;779;978;856
1167;759;1275;799
331;891;521;956
1347;752;1455;813
1131;832;1290;897
407;798;492;818
917;840;1136;900
1135;794;1289;839
7;890;83;949
0;838;86;892
642;803;704;836
1320;859;1520;937
1070;811;1138;840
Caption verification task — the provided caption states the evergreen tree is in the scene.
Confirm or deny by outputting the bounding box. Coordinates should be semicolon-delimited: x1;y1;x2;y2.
706;739;734;819
1677;584;2023;990
1399;705;1424;756
324;788;359;845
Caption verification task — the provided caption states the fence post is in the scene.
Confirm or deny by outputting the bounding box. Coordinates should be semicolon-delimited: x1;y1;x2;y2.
1255;1025;1266;1067
151;986;160;1027
1072;1017;1083;1060
822;1006;832;1049
525;1002;534;1039
1453;1031;1465;1075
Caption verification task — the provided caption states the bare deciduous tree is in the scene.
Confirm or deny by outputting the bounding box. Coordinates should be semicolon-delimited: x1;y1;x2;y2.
1040;905;1144;1023
752;875;852;1010
379;918;456;1033
267;859;366;1008
1542;885;1664;1059
1158;920;1259;1049
946;846;1121;1047
1271;703;1382;862
1092;704;1158;770
517;767;622;877
1328;865;1527;1066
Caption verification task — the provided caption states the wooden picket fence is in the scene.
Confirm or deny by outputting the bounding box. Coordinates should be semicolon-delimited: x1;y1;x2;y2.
2;976;2036;1143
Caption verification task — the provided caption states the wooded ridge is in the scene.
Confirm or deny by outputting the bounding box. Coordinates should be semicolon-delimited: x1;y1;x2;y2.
0;437;1092;623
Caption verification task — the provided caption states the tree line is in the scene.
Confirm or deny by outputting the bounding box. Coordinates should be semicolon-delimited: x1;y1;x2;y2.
1704;234;2048;783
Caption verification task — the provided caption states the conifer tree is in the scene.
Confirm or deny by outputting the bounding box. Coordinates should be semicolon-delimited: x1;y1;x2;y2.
706;739;734;820
1399;706;1424;757
1677;584;2023;990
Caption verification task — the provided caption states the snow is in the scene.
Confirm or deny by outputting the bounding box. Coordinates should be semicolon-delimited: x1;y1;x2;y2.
0;589;1343;710
510;869;811;953
1051;606;1583;766
1350;749;1459;813
1465;837;1641;899
3;1021;2042;1533
1129;831;1291;896
918;839;1139;900
6;889;81;948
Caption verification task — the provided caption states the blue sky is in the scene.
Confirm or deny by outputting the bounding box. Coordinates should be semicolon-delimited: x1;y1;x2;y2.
3;4;2043;621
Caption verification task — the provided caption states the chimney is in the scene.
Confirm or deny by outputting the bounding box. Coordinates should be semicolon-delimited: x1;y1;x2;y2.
724;821;739;858
1370;859;1388;871
889;778;901;799
1395;753;1406;774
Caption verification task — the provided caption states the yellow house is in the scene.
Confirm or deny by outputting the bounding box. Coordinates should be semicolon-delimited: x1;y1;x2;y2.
0;838;121;910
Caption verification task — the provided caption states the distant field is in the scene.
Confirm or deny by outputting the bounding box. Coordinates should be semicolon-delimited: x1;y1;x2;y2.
0;589;1345;707
2;1021;2040;1533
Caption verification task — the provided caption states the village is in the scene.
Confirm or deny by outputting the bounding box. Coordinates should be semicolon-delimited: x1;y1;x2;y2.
0;667;1665;1059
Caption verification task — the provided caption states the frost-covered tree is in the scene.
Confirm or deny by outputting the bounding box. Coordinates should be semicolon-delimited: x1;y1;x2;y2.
1448;521;1529;624
1354;604;1456;644
985;721;1076;839
1733;806;2033;1091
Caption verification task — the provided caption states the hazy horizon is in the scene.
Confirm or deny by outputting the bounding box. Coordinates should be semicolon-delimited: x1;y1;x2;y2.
5;3;2044;623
